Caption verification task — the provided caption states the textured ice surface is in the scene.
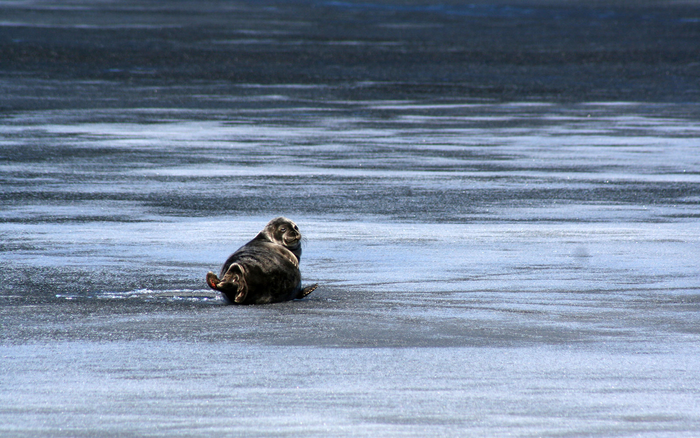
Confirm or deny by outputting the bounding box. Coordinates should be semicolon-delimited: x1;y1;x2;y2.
3;101;700;437
2;0;700;436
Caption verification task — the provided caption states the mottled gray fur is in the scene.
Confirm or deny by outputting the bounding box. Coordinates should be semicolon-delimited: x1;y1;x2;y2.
206;217;317;304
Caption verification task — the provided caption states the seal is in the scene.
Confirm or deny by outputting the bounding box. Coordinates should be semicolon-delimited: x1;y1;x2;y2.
205;217;318;304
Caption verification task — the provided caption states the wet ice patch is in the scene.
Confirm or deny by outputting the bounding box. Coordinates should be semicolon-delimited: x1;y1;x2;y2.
56;289;222;303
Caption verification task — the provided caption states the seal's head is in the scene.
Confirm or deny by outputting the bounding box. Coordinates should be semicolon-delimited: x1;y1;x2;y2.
260;216;302;253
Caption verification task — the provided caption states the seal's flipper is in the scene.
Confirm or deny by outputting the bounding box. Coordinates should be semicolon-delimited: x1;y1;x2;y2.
206;271;221;290
206;270;237;293
297;283;318;299
220;263;248;304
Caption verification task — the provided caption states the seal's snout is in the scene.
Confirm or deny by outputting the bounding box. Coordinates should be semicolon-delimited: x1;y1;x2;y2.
289;223;301;242
284;228;301;246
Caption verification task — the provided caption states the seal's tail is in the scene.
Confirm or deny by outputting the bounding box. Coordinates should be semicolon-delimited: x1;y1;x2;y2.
297;283;318;299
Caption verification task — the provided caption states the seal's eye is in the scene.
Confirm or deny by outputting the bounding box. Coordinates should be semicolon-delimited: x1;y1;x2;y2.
279;227;286;233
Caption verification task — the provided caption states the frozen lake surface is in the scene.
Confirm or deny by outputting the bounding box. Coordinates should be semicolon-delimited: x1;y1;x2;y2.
3;100;700;438
2;1;700;436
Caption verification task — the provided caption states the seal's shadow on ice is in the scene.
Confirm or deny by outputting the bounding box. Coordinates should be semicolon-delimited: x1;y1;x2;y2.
206;217;318;305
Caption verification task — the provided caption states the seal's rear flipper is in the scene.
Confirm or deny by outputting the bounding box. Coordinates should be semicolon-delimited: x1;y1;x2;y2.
206;271;221;290
297;283;318;299
206;266;248;304
220;263;248;304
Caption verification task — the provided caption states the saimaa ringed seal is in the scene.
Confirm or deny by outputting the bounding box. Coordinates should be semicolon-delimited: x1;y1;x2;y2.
206;217;318;304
